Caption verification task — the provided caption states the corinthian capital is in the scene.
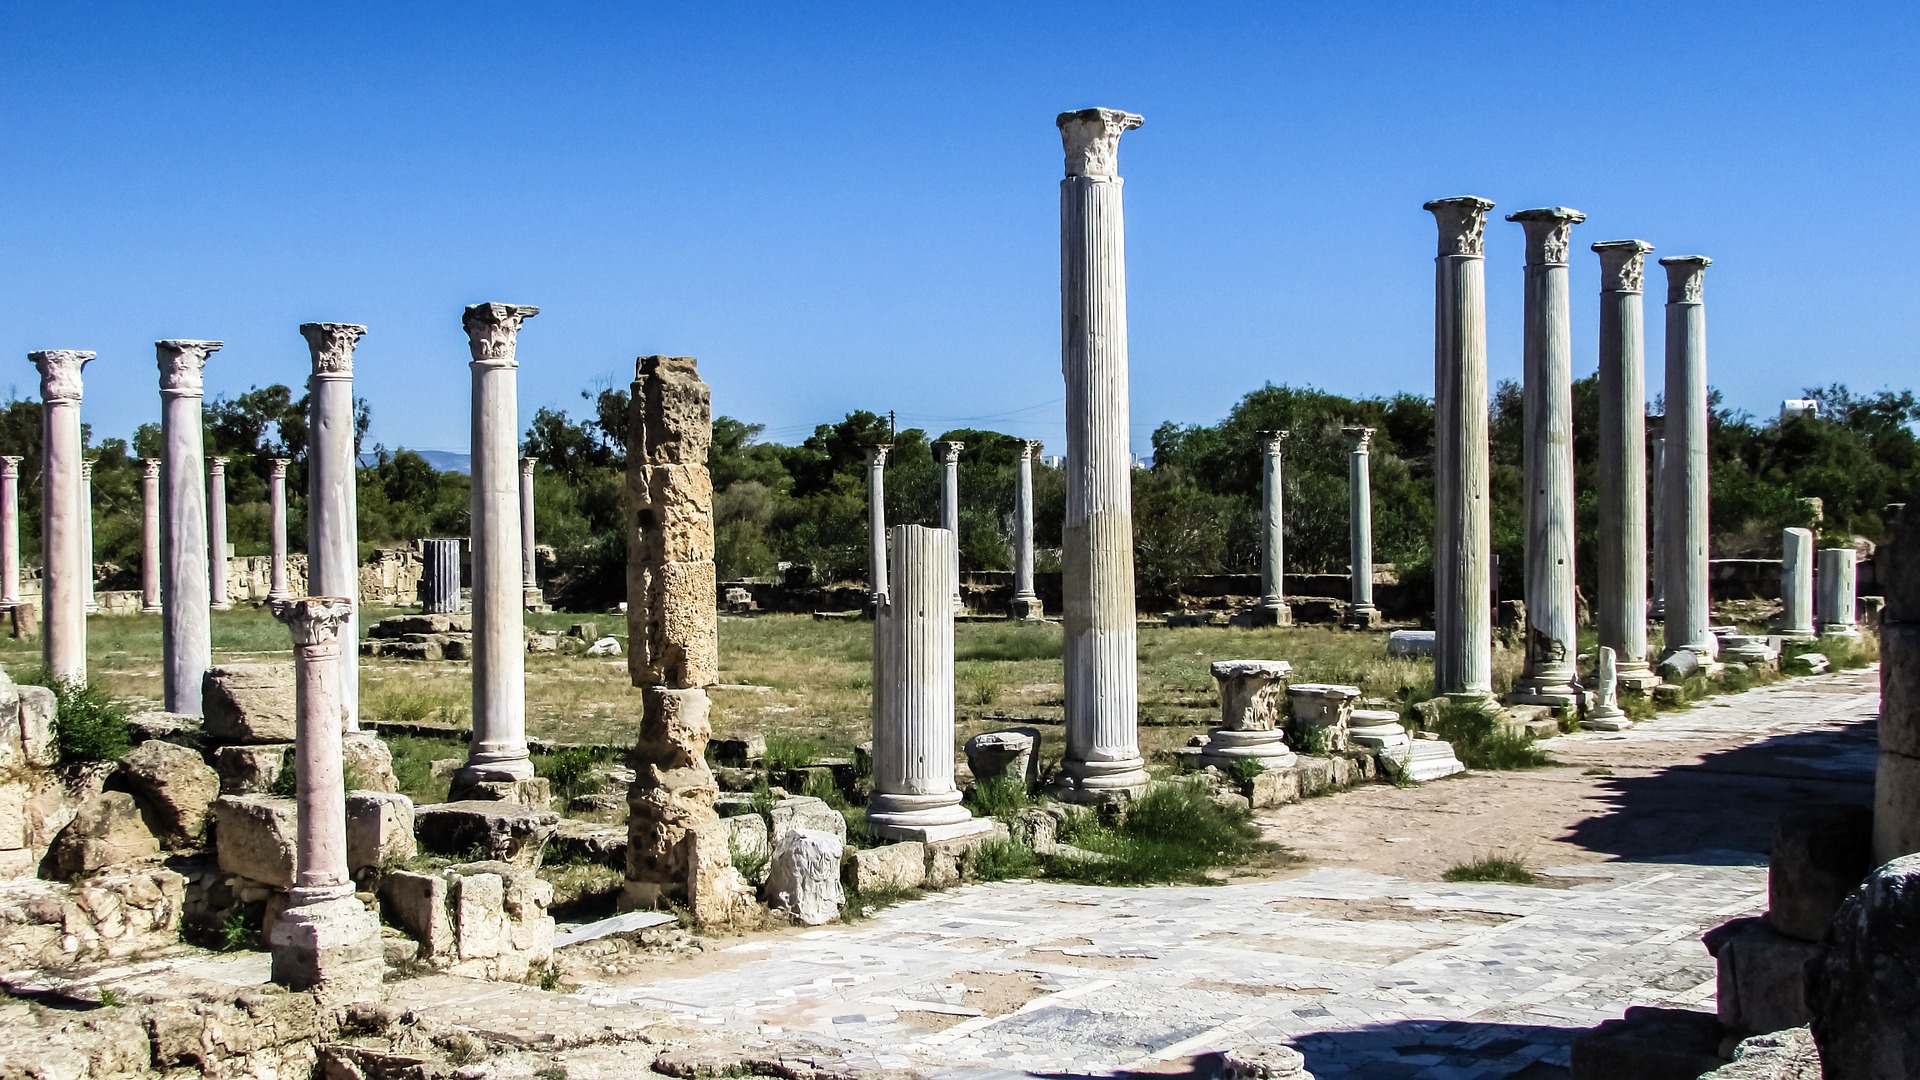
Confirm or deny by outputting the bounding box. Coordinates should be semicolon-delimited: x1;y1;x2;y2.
272;596;355;647
934;441;964;465
867;444;891;467
1256;430;1290;455
156;340;223;396
462;303;540;365
1659;256;1712;304
143;458;160;478
1592;240;1654;293
1057;107;1144;179
2;456;22;478
1505;207;1586;265
1017;439;1044;460
1423;196;1495;257
29;350;93;404
1343;425;1375;452
270;458;289;479
81;459;93;481
299;322;368;378
520;456;537;477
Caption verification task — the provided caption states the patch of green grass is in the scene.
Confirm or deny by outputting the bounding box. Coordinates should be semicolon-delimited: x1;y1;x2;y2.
763;732;822;772
1817;632;1879;671
1443;856;1538;885
1432;698;1552;770
957;662;1003;707
728;832;770;884
971;836;1038;881
1295;723;1333;756
1047;779;1266;886
955;624;1062;663
842;882;920;922
385;734;461;805
964;776;1032;820
364;679;466;727
535;746;610;808
16;669;134;765
96;989;121;1008
800;767;846;808
536;963;563;991
1226;757;1267;785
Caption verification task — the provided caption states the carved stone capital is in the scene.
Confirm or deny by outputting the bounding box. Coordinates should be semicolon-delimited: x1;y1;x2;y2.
934;441;964;465
1057;107;1143;179
156;340;223;396
1;456;20;479
29;350;93;405
143;458;160;478
1592;240;1655;293
867;444;891;467
1016;439;1044;460
1424;197;1495;257
1256;430;1290;455
272;596;355;647
299;322;367;378
462;303;540;366
1343;425;1376;452
520;457;537;477
270;458;289;479
80;459;93;481
1660;256;1712;304
1505;207;1586;266
209;457;228;475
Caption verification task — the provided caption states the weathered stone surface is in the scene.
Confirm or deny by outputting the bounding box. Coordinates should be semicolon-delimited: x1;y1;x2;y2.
1879;622;1920;757
414;801;557;867
764;828;843;925
0;676;56;772
345;791;415;878
146;985;336;1076
634;465;716;563
628;355;718;692
1701;1028;1821;1080
628;559;720;688
0;992;152;1078
924;827;1003;889
625;686;718;907
0;868;185;968
1882;499;1920;623
1808;852;1920;1077
1872;750;1920;866
202;663;298;744
1387;630;1436;657
1570;1006;1726;1080
1769;802;1873;941
685;816;759;928
965;728;1039;791
847;841;926;894
214;794;298;888
341;732;400;794
378;860;555;978
770;795;847;845
1706;916;1817;1037
550;818;628;869
722;812;770;883
117;738;218;847
1246;766;1302;809
214;742;293;795
1221;1042;1313;1079
48;790;161;879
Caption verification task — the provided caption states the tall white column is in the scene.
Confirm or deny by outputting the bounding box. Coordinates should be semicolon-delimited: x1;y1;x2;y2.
866;445;890;607
1257;430;1293;626
300;323;366;731
32;350;92;684
140;459;161;612
1426;196;1496;702
869;524;987;840
1779;527;1817;639
207;457;231;611
1011;439;1043;619
519;457;539;599
1;456;21;607
1594;240;1658;693
1650;433;1667;620
1055;107;1149;801
158;340;220;714
1818;547;1860;638
1660;256;1716;661
935;440;964;614
268;458;291;601
81;460;97;614
457;303;537;787
1342;426;1379;628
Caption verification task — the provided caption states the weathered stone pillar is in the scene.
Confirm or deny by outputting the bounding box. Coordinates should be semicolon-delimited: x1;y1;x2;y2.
1650;432;1667;620
268;596;381;998
140;459;161;612
1873;508;1920;862
0;457;19;607
268;459;292;601
1256;431;1293;626
1054;107;1149;801
1200;660;1297;768
1342;426;1379;628
869;524;988;840
420;538;461;614
1585;646;1629;730
1426;196;1496;702
456;304;537;791
519;456;543;608
1505;207;1584;708
935;440;964;614
1660;256;1716;661
866;445;890;607
1594;240;1659;693
81;460;97;614
1818;547;1860;638
159;340;220;714
1779;527;1817;639
301;323;366;732
207;457;231;611
1011;440;1044;619
33;351;92;684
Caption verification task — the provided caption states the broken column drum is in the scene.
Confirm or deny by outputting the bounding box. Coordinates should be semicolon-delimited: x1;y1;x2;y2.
0;456;18;606
1426;196;1496;701
268;458;291;601
207;457;231;611
865;445;890;606
159;340;220;713
302;322;366;731
32;350;91;683
1779;528;1817;639
81;460;96;614
1343;426;1379;627
1594;240;1659;692
458;304;537;787
1256;431;1292;625
869;524;986;840
935;440;964;614
1055;107;1150;801
1201;660;1297;768
420;538;462;614
1011;440;1044;619
1660;256;1716;660
1818;547;1860;637
1586;645;1630;731
140;459;161;612
519;456;539;602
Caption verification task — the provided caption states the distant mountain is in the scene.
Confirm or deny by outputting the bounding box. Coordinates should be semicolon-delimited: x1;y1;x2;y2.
358;448;472;474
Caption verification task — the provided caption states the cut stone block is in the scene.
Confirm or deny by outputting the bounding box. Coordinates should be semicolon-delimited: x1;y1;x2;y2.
965;728;1040;791
201;664;297;744
414;801;558;867
847;841;926;894
1569;1006;1727;1080
1768;802;1873;942
1387;630;1436;657
213;794;298;889
1705;915;1817;1037
1807;851;1920;1074
117;739;218;847
46;790;161;880
340;732;400;794
346;791;416;878
1380;739;1466;783
770;796;847;845
214;743;293;795
764;828;843;925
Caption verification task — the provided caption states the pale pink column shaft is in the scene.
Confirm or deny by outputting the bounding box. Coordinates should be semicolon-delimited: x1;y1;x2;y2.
275;597;355;903
269;459;291;600
141;460;162;611
0;457;20;606
32;350;92;684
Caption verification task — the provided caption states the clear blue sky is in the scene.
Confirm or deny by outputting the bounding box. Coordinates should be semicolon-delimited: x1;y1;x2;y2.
3;2;1914;456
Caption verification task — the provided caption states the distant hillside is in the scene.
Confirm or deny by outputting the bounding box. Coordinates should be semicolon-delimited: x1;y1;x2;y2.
359;448;472;474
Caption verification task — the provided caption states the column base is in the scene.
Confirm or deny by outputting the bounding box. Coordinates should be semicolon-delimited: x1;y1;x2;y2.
448;774;550;808
1342;605;1381;629
268;590;292;603
1010;594;1045;620
142;604;162;613
268;894;383;1001
1050;757;1150;804
1198;728;1297;770
523;587;550;612
1776;631;1820;643
1819;625;1863;640
1246;602;1292;628
84;603;98;615
1507;669;1581;710
1347;709;1410;756
211;602;233;612
868;792;994;843
1613;661;1661;695
1583;706;1632;732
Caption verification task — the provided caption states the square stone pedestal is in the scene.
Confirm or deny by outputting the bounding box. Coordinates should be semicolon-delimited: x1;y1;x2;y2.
269;894;383;1001
1010;596;1045;620
1341;606;1381;630
874;817;998;844
446;775;552;809
523;587;551;612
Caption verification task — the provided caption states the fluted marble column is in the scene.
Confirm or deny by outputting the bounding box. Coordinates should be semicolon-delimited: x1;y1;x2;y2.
140;460;161;612
301;323;366;731
457;303;537;787
1;457;21;607
207;457;231;611
1650;433;1667;620
1660;256;1716;661
159;341;220;713
1426;196;1496;702
81;460;97;614
935;441;963;614
869;524;988;840
421;538;461;614
1779;527;1817;639
866;445;890;607
1818;547;1860;638
1055;107;1149;801
1011;440;1044;619
1343;426;1379;628
269;459;292;601
32;350;91;683
1256;431;1293;626
268;596;381;996
519;457;539;602
1594;240;1659;694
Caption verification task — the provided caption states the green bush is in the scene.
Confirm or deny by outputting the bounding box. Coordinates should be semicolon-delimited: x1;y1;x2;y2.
535;746;608;807
1048;779;1265;886
1431;698;1552;771
19;670;133;765
971;836;1037;881
1443;856;1537;885
964;776;1031;820
1227;757;1267;784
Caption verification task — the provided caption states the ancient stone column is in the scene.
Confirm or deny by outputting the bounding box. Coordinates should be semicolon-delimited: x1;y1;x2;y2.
1342;426;1379;628
1585;646;1630;731
1873;507;1920;862
81;460;97;614
159;340;220;713
869;524;988;840
935;440;964;614
1594;240;1659;693
1200;660;1297;768
1650;433;1667;620
268;596;381;997
420;538;462;614
519;456;542;607
1660;256;1716;661
32;350;91;683
1779;527;1817;639
1505;208;1584;708
301;323;366;732
866;445;890;606
207;457;231;612
1819;547;1860;638
0;456;19;607
268;458;292;601
1011;439;1044;619
1426;196;1497;702
1256;431;1293;626
1055;107;1149;801
456;304;537;793
140;459;161;612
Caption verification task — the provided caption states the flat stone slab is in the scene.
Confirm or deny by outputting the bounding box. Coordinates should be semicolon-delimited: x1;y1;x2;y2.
552;910;677;948
1386;630;1436;657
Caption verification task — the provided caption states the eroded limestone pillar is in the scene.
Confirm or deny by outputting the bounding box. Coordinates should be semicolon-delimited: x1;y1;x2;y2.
1055;107;1149;801
301;323;366;731
935;440;964;614
32;350;91;683
140;459;161;612
269;459;292;601
159;340;220;713
1779;527;1817;639
207;457;231;611
519;457;542;607
1819;547;1860;638
269;596;381;997
1257;430;1293;626
0;456;19;607
1011;440;1043;619
1426;196;1496;701
1660;256;1716;661
1594;240;1659;693
866;445;890;607
1650;433;1667;620
81;460;97;614
1342;426;1379;628
869;524;987;840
